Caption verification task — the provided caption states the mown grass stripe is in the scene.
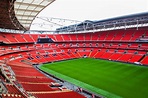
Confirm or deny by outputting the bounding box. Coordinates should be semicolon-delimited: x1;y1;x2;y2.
40;66;122;98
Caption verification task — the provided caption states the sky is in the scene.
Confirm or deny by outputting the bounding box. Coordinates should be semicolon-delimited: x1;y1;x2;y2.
30;0;148;31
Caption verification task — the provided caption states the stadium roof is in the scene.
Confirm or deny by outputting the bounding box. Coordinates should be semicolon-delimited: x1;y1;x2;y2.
14;0;55;30
55;12;148;33
0;0;55;31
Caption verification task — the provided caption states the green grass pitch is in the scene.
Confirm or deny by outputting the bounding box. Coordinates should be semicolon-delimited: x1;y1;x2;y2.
39;58;148;98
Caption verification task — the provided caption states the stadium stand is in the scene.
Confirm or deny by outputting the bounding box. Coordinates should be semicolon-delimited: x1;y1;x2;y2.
0;29;148;97
0;0;148;98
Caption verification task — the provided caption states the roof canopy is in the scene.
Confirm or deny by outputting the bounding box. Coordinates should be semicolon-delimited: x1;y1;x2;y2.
14;0;55;30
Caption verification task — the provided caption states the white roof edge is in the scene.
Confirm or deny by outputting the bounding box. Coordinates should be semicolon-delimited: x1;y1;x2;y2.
14;0;55;30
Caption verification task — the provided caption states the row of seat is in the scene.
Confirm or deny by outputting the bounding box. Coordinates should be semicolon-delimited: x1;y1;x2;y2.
0;42;147;58
0;29;148;43
14;48;147;65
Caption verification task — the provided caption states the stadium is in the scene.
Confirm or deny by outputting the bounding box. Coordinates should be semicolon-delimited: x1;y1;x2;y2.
0;0;148;98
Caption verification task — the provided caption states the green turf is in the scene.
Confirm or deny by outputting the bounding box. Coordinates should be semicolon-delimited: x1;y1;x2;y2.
39;58;148;98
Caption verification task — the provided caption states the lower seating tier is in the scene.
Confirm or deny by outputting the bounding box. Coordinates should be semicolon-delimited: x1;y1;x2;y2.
33;91;86;98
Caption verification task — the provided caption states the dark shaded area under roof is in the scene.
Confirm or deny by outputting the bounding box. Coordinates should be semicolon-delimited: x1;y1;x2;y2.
0;0;26;30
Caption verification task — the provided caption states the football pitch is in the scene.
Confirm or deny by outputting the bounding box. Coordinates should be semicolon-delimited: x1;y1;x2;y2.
39;58;148;98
